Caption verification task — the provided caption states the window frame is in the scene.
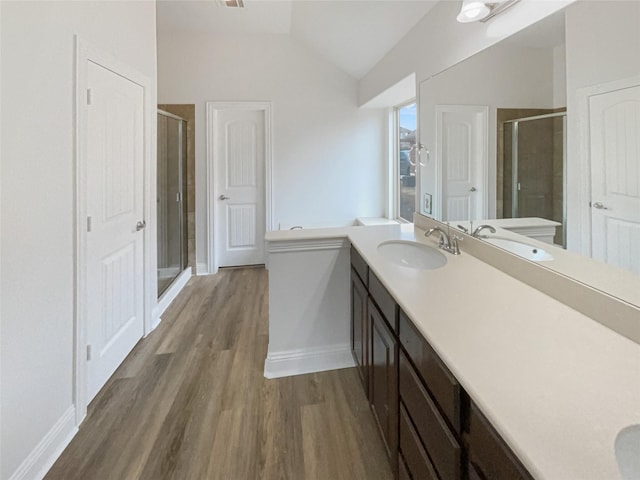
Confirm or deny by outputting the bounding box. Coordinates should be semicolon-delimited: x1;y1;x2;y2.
392;99;417;223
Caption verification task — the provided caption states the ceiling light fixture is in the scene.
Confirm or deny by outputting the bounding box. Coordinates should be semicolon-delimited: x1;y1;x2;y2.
457;0;521;23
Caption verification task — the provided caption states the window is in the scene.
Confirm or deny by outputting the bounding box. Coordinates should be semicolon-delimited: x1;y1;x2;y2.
395;102;417;222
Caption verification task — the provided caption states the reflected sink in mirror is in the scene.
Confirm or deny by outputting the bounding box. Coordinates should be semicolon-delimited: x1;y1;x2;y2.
483;236;554;262
615;424;640;480
377;240;447;270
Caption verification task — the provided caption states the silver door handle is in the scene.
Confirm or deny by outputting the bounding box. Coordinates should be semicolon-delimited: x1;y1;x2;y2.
470;187;477;192
136;220;146;231
592;202;608;210
219;195;230;200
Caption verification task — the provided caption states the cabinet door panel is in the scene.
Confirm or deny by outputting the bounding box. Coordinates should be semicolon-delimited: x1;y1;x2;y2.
369;299;398;473
351;268;368;393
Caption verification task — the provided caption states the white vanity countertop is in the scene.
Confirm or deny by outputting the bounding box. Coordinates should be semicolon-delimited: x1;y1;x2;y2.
267;224;640;480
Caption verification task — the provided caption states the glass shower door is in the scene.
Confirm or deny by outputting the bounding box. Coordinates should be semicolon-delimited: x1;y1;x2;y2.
157;111;187;296
504;112;566;246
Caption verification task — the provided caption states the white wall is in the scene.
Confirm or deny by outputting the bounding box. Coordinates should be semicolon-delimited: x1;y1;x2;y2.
359;0;575;105
418;44;556;220
0;2;157;478
553;44;567;108
157;32;386;270
265;240;353;378
564;0;640;254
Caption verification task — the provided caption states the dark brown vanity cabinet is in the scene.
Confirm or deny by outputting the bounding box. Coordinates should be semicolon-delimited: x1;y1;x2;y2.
398;311;463;480
350;246;399;474
350;246;532;480
351;265;369;392
464;403;533;480
369;297;398;471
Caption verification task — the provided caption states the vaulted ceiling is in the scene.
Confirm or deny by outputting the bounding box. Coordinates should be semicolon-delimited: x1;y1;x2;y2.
156;0;439;79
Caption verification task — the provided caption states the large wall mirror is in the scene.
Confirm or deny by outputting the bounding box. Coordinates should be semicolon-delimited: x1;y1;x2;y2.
417;0;640;309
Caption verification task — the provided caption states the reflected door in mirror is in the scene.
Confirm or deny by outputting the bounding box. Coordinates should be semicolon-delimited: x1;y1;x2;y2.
589;83;640;275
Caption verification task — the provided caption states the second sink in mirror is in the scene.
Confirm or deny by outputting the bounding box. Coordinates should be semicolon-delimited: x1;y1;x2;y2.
483;236;554;262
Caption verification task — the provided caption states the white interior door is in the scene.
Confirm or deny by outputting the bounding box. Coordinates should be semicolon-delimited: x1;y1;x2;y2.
215;108;266;267
86;61;145;401
590;83;640;275
437;107;487;222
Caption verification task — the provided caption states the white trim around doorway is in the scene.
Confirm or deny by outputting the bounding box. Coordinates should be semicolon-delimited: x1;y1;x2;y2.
205;102;273;275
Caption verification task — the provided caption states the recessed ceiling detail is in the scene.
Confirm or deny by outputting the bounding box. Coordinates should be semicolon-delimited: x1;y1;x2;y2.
156;0;438;79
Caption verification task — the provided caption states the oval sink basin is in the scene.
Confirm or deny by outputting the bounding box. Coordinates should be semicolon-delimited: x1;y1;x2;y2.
484;236;554;262
616;425;640;480
377;240;447;270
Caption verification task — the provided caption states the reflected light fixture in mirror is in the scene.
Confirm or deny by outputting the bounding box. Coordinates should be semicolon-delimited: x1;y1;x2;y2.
457;0;521;23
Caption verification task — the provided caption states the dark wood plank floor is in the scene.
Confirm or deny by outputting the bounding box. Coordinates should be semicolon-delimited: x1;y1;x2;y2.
46;267;393;480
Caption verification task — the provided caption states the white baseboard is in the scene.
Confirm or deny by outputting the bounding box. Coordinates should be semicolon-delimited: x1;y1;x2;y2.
196;262;209;275
151;267;192;331
9;406;77;480
263;344;355;379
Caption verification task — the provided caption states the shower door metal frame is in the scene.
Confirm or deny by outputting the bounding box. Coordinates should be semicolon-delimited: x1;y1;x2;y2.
505;111;567;245
157;109;187;297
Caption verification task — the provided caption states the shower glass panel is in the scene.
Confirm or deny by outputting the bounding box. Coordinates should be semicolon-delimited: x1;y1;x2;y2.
157;111;188;297
503;112;566;246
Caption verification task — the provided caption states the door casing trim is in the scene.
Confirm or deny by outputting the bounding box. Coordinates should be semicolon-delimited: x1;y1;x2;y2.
74;36;155;425
575;75;640;256
205;101;273;275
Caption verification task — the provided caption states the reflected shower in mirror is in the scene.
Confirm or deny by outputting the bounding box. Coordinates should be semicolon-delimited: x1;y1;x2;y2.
157;110;188;297
500;110;566;246
417;0;640;309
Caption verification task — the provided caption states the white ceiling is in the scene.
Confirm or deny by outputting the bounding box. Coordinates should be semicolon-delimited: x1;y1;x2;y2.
156;0;439;79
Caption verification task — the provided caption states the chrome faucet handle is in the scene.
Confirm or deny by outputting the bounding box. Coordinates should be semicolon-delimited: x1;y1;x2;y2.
456;224;469;233
472;224;496;237
425;227;450;247
450;234;463;255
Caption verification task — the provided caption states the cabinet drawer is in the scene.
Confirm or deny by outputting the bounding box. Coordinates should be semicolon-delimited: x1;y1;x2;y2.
399;351;462;480
466;403;533;480
369;272;398;332
399;403;439;480
399;310;461;433
398;454;412;480
350;245;368;287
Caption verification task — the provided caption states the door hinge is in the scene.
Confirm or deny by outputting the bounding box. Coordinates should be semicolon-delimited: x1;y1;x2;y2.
86;344;92;361
86;216;92;232
87;88;92;105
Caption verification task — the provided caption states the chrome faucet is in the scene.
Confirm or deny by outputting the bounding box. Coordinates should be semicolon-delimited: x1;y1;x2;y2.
425;225;462;255
471;224;496;238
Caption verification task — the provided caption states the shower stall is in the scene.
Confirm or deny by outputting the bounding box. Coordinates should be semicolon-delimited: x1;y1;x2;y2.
502;111;567;246
157;110;188;297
